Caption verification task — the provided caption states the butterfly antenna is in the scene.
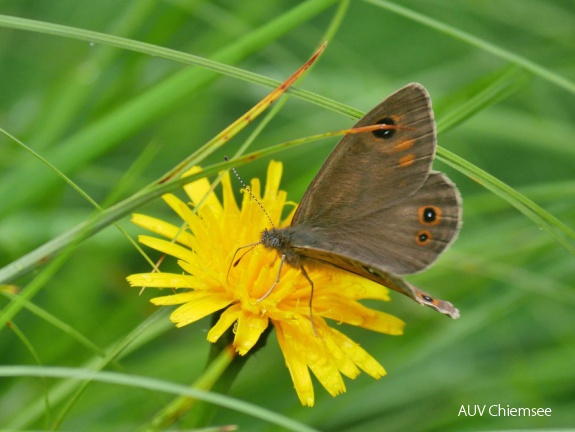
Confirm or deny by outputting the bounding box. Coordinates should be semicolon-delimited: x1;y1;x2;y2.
225;156;275;229
224;156;278;284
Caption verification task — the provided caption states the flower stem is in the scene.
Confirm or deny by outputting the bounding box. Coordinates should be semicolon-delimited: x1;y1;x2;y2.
143;313;273;431
143;342;237;431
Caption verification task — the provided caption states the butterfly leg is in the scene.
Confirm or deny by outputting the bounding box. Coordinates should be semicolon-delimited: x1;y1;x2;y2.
227;241;260;285
299;265;318;337
257;254;286;301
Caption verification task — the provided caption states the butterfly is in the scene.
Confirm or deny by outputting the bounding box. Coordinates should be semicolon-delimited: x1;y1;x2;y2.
260;83;461;319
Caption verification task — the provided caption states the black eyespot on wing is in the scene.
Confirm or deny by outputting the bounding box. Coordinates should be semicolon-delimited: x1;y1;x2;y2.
373;117;395;139
422;294;433;302
418;205;442;226
416;230;432;245
423;207;436;223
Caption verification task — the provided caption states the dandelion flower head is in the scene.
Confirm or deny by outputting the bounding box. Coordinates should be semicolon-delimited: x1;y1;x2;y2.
127;161;405;406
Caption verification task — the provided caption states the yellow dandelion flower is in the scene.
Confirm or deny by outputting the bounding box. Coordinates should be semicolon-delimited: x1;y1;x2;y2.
127;161;404;406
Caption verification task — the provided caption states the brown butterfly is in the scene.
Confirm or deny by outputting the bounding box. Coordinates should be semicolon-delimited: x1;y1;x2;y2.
260;83;461;319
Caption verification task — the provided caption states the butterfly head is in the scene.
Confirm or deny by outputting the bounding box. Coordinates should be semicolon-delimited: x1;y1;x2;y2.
260;227;302;267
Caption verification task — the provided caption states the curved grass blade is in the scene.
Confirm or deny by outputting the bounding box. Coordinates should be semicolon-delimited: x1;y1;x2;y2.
435;65;530;133
154;42;327;185
364;0;575;95
0;123;396;284
437;147;575;254
5;309;172;429
0;0;341;217
0;366;320;432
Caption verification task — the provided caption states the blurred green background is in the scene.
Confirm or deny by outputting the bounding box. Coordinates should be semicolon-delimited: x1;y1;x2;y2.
1;0;574;430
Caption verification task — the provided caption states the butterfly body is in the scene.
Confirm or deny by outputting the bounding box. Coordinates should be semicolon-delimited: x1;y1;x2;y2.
261;83;461;319
260;227;307;267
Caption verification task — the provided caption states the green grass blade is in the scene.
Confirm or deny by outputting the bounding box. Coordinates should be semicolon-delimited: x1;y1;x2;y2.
437;147;575;253
364;0;575;94
435;66;530;133
0;0;339;216
0;366;320;432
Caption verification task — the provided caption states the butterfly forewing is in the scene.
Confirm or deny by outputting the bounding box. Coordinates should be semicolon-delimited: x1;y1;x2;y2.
293;83;436;225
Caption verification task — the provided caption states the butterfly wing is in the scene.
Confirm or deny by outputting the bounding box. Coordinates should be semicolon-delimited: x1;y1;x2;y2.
293;245;460;319
284;83;461;317
290;171;461;275
288;171;461;316
293;83;436;225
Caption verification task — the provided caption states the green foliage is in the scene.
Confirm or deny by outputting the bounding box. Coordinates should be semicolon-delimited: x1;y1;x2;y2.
1;0;574;430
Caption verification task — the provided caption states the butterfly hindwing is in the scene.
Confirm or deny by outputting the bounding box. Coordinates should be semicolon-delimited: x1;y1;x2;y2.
286;171;461;275
292;246;460;318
